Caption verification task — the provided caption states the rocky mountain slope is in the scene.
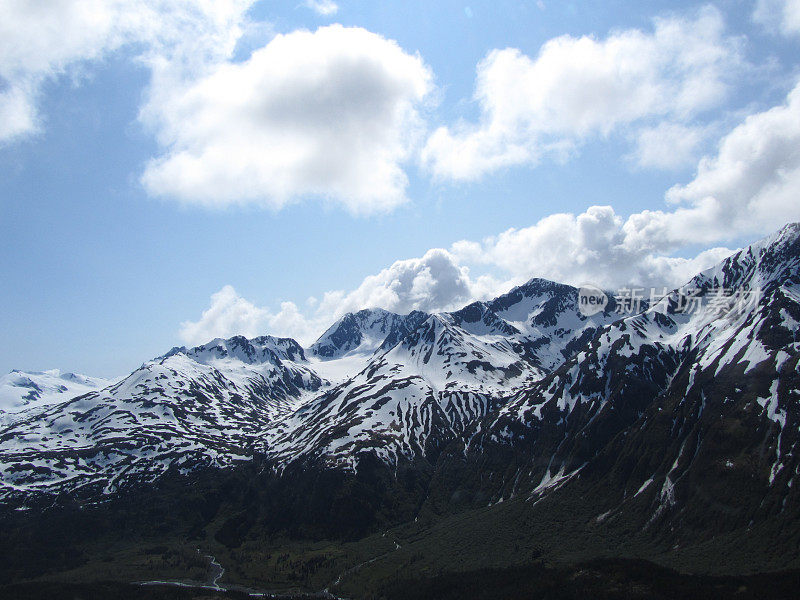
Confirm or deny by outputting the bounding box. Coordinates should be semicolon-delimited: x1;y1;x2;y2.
0;224;797;563
267;285;619;470
0;272;618;500
433;223;800;550
0;370;112;427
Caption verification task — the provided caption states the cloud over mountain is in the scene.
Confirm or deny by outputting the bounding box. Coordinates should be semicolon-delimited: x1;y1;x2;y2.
652;79;800;246
180;249;474;346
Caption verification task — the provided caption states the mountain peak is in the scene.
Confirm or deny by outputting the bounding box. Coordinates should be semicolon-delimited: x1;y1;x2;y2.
163;334;306;365
309;308;428;359
771;221;800;243
691;222;800;293
0;368;111;419
448;301;521;336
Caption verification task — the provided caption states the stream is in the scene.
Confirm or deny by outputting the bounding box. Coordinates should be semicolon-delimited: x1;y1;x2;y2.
137;549;346;598
137;538;404;599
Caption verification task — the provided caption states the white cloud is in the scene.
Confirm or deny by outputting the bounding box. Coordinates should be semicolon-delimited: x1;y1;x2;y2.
141;25;432;214
625;78;800;248
184;73;800;345
631;122;708;170
180;285;271;345
186;75;800;344
180;249;476;346
754;0;800;36
0;81;38;141
2;3;434;214
0;0;254;144
305;0;339;16
451;81;800;290
422;6;741;180
315;249;474;317
450;206;734;290
181;226;738;347
0;5;429;213
180;286;333;347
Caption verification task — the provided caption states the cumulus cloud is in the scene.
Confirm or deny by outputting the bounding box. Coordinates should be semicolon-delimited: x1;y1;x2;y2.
622;79;800;249
449;81;800;290
449;82;800;290
451;206;734;290
141;25;432;214
181;229;739;347
180;285;270;345
0;0;253;144
1;4;432;214
754;0;800;36
422;6;741;180
180;249;477;346
180;285;335;347
185;74;800;345
305;0;339;16
0;81;38;141
182;74;800;345
314;249;474;317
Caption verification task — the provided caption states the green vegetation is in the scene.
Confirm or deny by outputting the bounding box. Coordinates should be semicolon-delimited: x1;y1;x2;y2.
1;453;799;599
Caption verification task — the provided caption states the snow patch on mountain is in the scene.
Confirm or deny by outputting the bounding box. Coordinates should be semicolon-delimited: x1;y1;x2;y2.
2;224;799;503
0;369;113;426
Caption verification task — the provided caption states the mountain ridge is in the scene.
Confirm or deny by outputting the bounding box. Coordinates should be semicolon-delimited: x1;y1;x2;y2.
0;223;797;566
0;224;799;594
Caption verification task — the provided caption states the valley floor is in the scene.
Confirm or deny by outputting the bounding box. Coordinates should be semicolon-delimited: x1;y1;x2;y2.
3;560;799;600
3;487;799;600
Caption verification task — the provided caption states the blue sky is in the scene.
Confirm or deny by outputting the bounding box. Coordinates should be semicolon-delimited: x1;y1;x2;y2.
1;0;800;377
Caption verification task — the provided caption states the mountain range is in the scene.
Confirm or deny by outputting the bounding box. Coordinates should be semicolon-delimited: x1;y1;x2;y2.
0;223;798;597
0;272;620;499
0;369;111;427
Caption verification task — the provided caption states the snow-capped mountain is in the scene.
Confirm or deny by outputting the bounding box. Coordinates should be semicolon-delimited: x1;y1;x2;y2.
268;312;539;469
308;308;428;359
0;274;616;499
163;334;325;409
0;336;325;499
0;369;112;426
0;222;797;532
462;223;800;533
266;281;622;470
